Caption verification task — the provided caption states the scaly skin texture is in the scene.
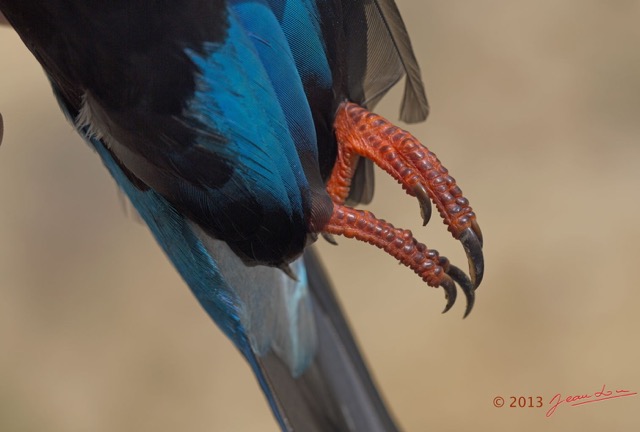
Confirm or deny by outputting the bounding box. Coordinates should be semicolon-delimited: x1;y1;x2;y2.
321;102;482;316
324;205;445;286
329;101;480;240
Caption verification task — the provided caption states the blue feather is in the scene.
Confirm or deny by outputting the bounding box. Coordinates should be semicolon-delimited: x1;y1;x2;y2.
1;1;430;430
87;133;298;430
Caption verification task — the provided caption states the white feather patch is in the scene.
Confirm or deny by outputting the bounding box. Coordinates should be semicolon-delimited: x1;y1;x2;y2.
191;223;318;377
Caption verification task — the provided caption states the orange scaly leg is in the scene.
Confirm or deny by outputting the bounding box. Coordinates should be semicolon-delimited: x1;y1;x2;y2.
322;102;484;317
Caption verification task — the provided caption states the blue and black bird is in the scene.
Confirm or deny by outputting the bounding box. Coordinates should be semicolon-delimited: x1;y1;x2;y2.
0;1;484;430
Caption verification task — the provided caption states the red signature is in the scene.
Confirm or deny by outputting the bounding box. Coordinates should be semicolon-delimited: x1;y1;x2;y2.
546;384;637;417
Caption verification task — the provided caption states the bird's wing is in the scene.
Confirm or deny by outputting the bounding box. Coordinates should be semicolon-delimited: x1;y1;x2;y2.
81;135;398;431
85;3;408;428
0;1;331;266
2;0;430;430
32;0;326;382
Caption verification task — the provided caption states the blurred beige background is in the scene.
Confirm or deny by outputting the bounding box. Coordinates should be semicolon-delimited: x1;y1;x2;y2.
1;1;640;431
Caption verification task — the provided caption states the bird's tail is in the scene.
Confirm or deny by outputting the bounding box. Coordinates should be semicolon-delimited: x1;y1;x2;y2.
85;131;399;431
251;248;400;432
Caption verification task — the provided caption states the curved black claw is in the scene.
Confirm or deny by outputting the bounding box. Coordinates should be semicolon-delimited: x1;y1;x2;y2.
459;227;484;289
279;264;298;281
321;232;339;245
447;264;475;318
440;275;457;314
471;219;483;247
413;184;432;226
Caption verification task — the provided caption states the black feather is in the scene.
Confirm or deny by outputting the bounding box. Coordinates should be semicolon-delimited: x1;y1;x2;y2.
370;0;429;123
255;248;400;432
311;0;430;204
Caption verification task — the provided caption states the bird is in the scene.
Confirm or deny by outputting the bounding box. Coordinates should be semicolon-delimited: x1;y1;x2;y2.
0;1;483;431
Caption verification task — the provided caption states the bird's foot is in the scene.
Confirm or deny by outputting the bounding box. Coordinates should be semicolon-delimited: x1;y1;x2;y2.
322;101;483;317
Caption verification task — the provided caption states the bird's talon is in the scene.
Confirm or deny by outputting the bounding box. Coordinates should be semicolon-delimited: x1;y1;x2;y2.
412;183;432;226
325;101;485;316
321;232;339;245
471;219;483;247
459;227;484;289
440;275;457;314
279;264;298;281
446;264;475;318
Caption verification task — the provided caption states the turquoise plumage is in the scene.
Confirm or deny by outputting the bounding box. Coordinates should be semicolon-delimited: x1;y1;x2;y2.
0;2;484;431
